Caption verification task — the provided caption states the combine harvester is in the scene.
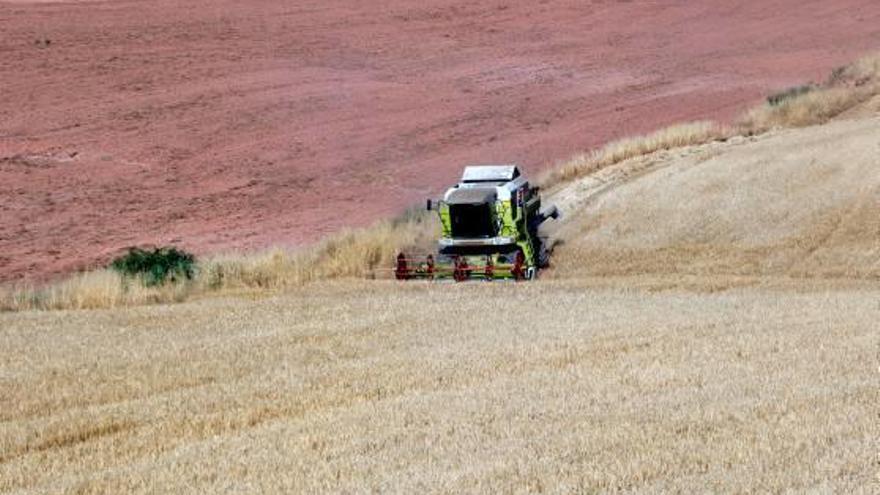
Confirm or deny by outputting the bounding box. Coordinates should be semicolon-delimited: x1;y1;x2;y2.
396;165;559;281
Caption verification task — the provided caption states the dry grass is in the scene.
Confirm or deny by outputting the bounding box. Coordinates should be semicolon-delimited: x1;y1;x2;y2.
196;208;435;290
540;121;731;189
1;211;434;312
737;86;875;133
0;270;191;312
0;281;876;493
734;52;880;133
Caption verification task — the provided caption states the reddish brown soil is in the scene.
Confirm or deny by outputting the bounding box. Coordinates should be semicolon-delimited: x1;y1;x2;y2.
1;0;879;282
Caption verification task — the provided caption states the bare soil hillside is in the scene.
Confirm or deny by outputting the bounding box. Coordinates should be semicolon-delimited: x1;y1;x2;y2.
3;0;880;282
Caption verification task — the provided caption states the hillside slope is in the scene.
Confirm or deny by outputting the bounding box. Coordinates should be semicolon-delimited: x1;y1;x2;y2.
3;0;880;282
549;116;880;284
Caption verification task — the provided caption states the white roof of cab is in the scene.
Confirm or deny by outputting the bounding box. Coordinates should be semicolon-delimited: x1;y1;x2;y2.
461;165;520;183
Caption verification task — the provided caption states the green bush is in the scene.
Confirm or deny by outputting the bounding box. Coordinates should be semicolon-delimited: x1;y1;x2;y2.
110;247;196;286
767;84;815;107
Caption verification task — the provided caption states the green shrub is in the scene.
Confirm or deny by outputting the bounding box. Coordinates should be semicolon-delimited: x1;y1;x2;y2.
767;84;815;106
111;247;195;286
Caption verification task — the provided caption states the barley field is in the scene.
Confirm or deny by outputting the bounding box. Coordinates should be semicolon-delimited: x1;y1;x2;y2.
1;281;878;493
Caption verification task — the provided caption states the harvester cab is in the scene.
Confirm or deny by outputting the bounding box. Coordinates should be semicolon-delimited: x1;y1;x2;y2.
396;165;559;281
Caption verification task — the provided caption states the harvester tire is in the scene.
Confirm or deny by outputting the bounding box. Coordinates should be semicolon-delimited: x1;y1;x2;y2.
426;254;435;280
453;257;469;282
395;253;409;280
511;251;526;281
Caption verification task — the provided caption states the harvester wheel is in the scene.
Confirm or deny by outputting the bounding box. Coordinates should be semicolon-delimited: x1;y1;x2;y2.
511;251;526;281
426;254;435;280
453;257;469;282
395;253;409;280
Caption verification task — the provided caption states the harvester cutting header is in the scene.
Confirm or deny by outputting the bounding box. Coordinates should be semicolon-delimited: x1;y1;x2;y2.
396;165;559;281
